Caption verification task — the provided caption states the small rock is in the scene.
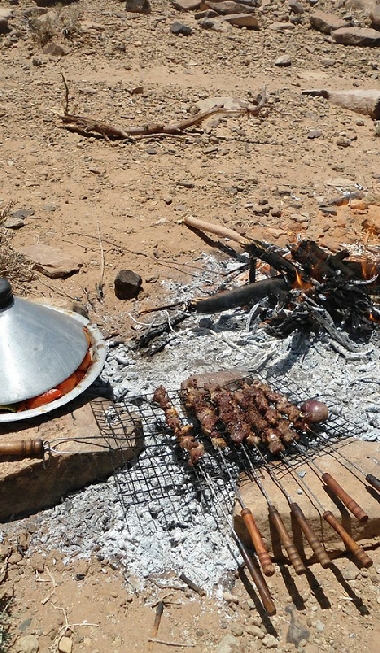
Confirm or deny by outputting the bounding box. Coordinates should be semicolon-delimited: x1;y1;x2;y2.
58;636;73;653
170;21;193;34
171;0;201;9
336;135;351;147
195;9;218;18
310;10;346;34
215;634;240;653
262;634;279;648
19;244;83;279
15;635;39;653
221;13;259;27
307;129;322;138
288;0;304;14
332;27;380;47
341;565;359;581
269;21;295;31
369;4;380;29
0;8;13;33
230;624;244;637
320;57;336;67
29;553;45;573
42;41;70;56
205;1;257;14
114;270;142;300
275;54;292;66
3;216;25;229
125;0;151;13
11;208;35;220
246;624;265;638
222;591;239;603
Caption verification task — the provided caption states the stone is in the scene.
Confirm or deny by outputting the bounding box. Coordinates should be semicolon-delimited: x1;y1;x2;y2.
170;21;193;34
195;9;218;18
3;216;25;229
286;612;310;646
222;13;259;27
369;4;380;28
58;636;73;653
288;0;304;14
262;634;279;648
125;0;151;13
18;244;83;278
215;634;240;653
42;41;70;56
341;565;359;580
171;0;201;9
332;27;380;46
11;208;35;220
222;591;239;602
195;95;250;112
15;635;39;653
307;129;322;138
0;8;13;33
337;135;351;147
275;54;292;66
310;10;346;34
29;553;45;573
269;21;295;30
114;269;142;300
205;1;257;14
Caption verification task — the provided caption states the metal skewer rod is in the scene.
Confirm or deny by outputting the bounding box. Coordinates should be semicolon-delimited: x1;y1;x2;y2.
197;465;276;616
238;447;306;575
281;458;373;569
252;445;331;568
291;441;368;523
213;454;275;577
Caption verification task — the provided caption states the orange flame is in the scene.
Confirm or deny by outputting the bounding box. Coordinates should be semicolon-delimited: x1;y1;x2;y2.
292;270;313;291
360;257;378;281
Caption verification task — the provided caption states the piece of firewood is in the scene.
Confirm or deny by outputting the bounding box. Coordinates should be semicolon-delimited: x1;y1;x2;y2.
189;277;289;313
302;88;380;120
183;215;249;246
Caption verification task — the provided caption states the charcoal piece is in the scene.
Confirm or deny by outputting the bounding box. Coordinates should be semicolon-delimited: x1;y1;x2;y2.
114;269;142;300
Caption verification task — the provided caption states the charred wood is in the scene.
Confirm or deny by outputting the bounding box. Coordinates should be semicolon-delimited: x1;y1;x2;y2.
189;278;289;313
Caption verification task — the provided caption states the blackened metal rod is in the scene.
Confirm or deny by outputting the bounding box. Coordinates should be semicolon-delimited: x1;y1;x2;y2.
239;446;306;574
282;459;373;569
197;466;276;615
291;442;368;523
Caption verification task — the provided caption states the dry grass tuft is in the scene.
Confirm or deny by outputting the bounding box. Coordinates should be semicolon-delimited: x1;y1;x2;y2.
28;4;82;47
0;228;35;293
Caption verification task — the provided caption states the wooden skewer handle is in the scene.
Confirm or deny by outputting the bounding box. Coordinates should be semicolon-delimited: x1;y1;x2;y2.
268;505;306;575
241;508;275;577
366;474;380;493
290;502;331;568
323;511;373;568
0;439;44;459
235;535;276;615
322;473;368;523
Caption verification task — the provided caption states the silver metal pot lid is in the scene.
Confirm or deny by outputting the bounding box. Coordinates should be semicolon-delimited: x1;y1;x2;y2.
0;278;89;405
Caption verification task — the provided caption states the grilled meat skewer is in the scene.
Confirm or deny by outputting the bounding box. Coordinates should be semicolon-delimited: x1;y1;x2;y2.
184;380;227;448
153;385;205;465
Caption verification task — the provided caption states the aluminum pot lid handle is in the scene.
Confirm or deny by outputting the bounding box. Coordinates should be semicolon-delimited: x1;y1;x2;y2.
0;279;13;309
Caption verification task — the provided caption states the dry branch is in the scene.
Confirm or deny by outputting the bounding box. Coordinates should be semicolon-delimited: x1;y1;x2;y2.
56;76;268;140
183;215;249;246
189;277;289;313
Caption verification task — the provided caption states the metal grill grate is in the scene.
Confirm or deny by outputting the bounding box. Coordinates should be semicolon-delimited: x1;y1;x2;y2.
90;372;359;532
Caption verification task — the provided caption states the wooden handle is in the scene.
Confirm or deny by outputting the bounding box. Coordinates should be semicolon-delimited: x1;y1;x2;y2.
322;473;368;522
241;508;275;577
0;440;44;459
235;535;276;615
268;505;306;575
366;474;380;493
323;511;373;568
290;502;331;568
